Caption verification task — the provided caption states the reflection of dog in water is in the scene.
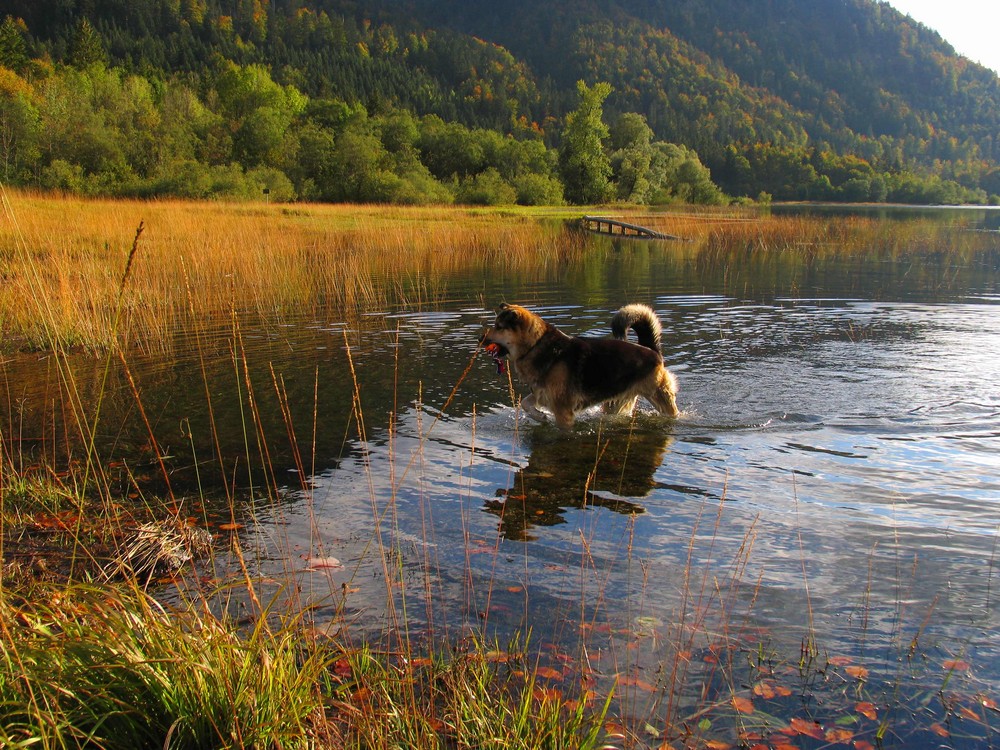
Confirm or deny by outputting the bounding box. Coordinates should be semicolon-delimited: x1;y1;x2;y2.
484;424;672;541
482;303;679;429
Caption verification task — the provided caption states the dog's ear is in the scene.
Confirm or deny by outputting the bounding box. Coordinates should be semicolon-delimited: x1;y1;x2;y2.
495;304;520;328
498;302;510;311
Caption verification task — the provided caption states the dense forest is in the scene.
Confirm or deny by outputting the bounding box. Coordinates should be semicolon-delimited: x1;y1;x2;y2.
0;0;998;204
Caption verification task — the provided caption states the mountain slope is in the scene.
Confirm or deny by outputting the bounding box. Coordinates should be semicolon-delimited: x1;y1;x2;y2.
3;0;999;201
397;0;1000;166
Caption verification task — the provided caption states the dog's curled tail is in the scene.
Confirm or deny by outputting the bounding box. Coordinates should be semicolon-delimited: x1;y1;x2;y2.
611;303;663;353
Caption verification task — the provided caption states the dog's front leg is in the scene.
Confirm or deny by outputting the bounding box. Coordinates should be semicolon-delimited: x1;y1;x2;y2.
519;393;548;423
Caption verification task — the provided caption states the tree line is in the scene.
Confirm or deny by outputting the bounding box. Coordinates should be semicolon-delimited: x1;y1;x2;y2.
0;21;725;205
0;0;998;205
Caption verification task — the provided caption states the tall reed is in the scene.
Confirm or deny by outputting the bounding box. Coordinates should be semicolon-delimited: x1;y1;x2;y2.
0;191;583;354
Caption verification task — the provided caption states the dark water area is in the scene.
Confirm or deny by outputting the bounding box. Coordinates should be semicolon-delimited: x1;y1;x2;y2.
4;207;1000;747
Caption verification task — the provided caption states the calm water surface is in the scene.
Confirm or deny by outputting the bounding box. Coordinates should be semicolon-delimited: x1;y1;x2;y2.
4;208;1000;747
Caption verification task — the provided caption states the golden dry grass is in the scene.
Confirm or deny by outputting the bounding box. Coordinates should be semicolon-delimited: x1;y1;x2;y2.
0;190;580;354
3;190;992;354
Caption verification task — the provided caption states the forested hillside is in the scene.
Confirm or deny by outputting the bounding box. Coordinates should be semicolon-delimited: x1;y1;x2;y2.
1;0;998;204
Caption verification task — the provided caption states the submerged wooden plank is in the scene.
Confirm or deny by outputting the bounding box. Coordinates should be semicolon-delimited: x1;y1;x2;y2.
580;215;681;240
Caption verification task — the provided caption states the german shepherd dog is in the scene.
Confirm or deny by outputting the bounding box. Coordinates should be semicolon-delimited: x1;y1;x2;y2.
483;303;679;428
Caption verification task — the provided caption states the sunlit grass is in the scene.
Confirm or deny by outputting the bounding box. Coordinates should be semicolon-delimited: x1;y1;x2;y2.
0;190;585;354
2;190;999;748
3;190;995;354
0;582;333;749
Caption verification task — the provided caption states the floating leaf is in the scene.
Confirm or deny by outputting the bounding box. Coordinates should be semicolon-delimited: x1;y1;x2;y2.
845;665;869;681
732;696;755;714
704;741;732;750
754;680;792;699
853;741;876;750
620;675;657;692
534;687;562;701
604;721;627;739
930;723;950;737
535;666;564;681
855;702;877;720
787;717;824;739
218;522;242;531
825;727;854;743
305;556;342;570
828;656;854;666
943;659;971;672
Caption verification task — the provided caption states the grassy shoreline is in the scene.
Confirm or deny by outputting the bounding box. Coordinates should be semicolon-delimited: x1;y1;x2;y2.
3;190;999;748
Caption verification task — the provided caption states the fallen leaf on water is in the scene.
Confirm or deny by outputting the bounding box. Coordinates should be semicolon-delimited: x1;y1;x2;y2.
855;702;878;720
845;666;869;681
704;741;732;750
828;656;854;666
824;727;854;743
305;556;343;570
218;522;242;531
535;666;564;680
619;675;657;692
754;680;793;699
786;717;824;740
959;706;980;720
604;720;627;739
943;659;971;671
534;687;562;701
930;723;950;737
732;696;755;714
853;741;876;750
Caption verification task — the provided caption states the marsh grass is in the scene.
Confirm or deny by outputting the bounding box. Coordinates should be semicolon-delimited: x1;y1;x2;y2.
0;583;334;749
0;189;584;354
2;191;999;748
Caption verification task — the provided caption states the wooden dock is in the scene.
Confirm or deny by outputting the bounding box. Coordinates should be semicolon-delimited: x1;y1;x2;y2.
581;215;681;240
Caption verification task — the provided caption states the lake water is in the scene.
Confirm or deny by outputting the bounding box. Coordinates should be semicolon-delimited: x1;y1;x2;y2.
4;206;1000;747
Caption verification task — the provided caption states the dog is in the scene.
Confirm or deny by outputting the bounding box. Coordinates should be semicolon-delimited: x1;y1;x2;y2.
483;303;679;428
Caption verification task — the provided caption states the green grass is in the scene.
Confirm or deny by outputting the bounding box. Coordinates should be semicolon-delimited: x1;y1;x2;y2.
0;583;332;749
0;581;612;749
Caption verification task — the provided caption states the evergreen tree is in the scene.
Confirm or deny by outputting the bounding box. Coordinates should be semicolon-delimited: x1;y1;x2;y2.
0;16;29;73
68;18;107;69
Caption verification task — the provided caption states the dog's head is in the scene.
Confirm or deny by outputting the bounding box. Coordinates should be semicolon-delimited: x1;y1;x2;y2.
482;303;543;359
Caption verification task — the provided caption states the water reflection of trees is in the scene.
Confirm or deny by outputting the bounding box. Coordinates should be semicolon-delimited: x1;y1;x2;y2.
484;420;672;541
